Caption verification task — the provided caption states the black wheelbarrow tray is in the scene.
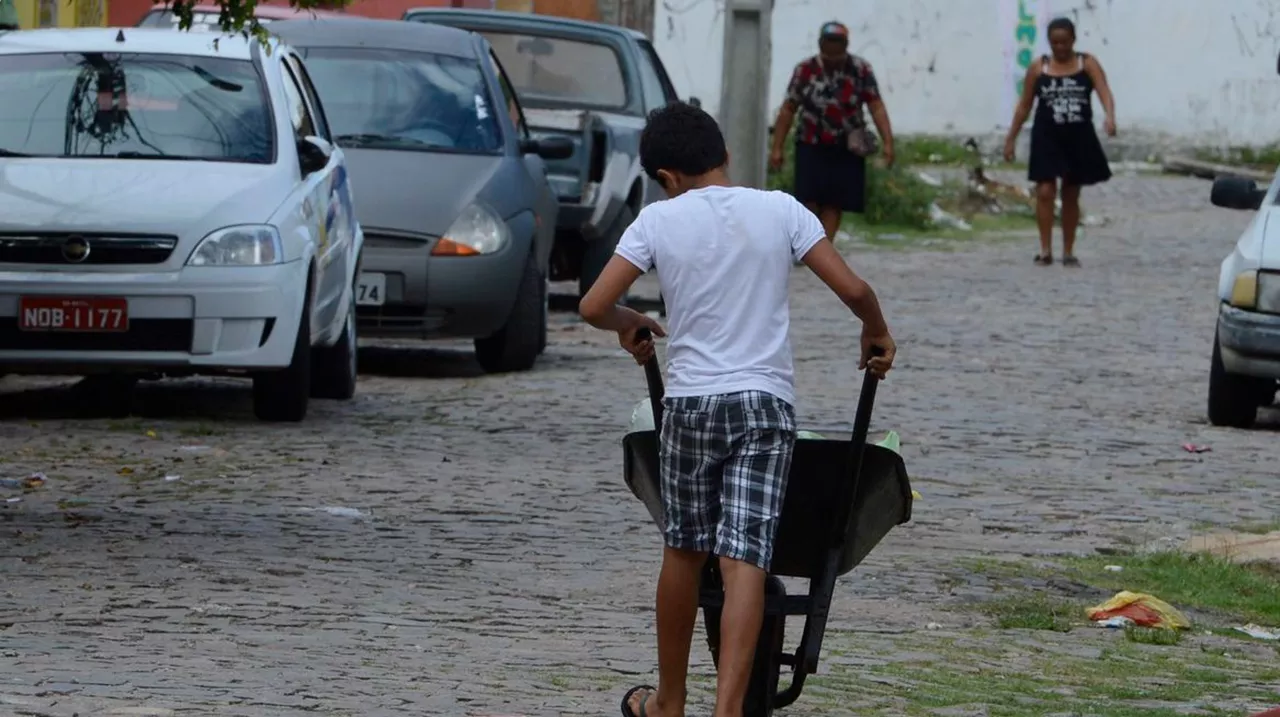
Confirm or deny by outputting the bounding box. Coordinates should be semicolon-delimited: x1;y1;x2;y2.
620;338;913;717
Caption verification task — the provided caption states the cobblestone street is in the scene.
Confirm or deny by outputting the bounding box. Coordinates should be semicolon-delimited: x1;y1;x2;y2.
1;172;1276;716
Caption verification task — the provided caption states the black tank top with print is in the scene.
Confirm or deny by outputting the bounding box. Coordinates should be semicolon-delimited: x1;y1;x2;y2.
1033;53;1094;127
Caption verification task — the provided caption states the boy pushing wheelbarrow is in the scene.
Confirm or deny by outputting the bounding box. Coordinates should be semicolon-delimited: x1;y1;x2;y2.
579;102;897;717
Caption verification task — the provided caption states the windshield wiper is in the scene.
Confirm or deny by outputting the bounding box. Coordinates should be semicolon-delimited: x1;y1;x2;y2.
0;149;30;157
336;133;427;146
191;65;244;92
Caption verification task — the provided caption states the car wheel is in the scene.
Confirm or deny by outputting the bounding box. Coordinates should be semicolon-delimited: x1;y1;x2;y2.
578;205;635;300
537;272;549;355
253;285;312;422
1208;332;1261;428
475;251;544;374
310;289;358;400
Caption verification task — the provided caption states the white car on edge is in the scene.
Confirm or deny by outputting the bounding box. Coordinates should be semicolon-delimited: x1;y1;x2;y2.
0;27;364;422
1207;175;1279;428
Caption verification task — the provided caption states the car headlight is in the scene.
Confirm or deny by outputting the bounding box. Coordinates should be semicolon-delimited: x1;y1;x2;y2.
187;225;283;266
431;202;510;256
1258;271;1280;313
1230;270;1259;309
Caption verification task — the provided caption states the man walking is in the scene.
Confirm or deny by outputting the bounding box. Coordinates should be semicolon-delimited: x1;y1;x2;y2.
769;21;895;242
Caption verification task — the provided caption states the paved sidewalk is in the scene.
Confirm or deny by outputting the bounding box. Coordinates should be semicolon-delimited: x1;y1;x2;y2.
1;173;1275;716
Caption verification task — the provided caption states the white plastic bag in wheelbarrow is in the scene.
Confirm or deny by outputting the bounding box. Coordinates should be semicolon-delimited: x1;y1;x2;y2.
627;399;901;453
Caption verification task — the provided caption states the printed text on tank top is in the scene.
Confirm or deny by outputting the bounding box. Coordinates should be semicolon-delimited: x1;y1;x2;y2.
1036;53;1093;126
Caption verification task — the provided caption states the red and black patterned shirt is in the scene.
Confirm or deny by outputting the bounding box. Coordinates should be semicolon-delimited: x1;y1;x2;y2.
784;53;881;145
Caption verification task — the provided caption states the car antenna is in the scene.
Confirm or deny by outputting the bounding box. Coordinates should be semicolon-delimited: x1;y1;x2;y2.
115;29;126;43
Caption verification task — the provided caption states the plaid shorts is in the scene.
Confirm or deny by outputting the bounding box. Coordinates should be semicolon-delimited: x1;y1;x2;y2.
659;390;797;571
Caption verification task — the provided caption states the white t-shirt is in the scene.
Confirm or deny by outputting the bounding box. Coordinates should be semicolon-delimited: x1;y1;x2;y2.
614;185;825;406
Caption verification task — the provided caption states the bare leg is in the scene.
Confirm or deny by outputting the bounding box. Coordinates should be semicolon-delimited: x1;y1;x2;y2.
801;201;842;242
1034;180;1056;262
817;205;842;242
1060;183;1081;262
627;546;705;717
711;557;767;717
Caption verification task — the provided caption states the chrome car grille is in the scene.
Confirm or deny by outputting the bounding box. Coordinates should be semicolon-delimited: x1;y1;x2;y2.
0;234;179;265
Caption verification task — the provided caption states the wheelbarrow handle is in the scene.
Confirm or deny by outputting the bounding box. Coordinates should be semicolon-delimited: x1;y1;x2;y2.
834;346;884;546
849;346;884;450
636;327;665;429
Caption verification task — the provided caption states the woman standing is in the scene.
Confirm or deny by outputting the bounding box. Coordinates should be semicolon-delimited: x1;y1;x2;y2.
1003;17;1116;267
770;20;895;243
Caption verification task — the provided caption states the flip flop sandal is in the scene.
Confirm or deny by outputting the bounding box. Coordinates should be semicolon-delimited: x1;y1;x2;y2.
1062;256;1081;267
620;684;656;717
1034;254;1053;266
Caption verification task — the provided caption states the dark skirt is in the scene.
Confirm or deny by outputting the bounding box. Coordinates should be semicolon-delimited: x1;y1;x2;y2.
1028;121;1112;186
793;141;867;212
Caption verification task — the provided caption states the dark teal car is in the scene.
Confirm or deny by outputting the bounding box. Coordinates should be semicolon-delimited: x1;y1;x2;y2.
403;8;691;301
270;17;573;374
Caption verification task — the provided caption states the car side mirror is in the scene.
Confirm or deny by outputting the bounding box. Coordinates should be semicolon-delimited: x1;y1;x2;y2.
688;96;701;108
520;136;574;160
1211;176;1267;211
297;135;332;177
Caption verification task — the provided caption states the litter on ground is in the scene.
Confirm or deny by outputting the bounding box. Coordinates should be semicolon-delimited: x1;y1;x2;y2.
1086;591;1191;630
0;473;47;491
1234;623;1280;641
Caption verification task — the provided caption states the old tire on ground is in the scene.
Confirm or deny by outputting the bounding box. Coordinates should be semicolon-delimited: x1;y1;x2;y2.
579;205;635;299
310;289;358;400
253;285;312;422
475;252;544;373
1208;332;1260;429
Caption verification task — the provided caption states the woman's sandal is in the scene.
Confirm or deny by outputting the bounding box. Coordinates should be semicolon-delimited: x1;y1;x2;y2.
1034;254;1053;266
1062;255;1081;267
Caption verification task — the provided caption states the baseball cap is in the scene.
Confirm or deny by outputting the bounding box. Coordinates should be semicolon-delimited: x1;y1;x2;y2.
819;21;849;41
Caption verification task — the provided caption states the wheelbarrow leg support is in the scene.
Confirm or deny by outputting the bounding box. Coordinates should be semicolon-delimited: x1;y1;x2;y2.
702;560;723;669
743;576;786;717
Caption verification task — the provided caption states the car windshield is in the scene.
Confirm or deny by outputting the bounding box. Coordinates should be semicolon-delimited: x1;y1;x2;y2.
297;46;502;154
0;52;273;162
479;31;627;110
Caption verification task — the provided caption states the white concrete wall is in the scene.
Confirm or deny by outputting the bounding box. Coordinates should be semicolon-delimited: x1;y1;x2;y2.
653;0;1280;147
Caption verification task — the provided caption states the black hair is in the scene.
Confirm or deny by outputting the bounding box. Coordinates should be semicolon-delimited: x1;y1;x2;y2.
638;101;728;181
1047;16;1075;39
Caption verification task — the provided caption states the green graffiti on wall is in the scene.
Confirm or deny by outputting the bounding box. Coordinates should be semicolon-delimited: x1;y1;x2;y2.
1014;0;1037;96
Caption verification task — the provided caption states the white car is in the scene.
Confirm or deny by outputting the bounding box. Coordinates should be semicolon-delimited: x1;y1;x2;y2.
1208;175;1279;428
0;27;364;422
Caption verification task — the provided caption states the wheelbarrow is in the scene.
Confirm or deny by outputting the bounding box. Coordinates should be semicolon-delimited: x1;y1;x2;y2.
621;331;913;717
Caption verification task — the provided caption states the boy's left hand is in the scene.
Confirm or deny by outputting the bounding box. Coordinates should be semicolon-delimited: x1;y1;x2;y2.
619;315;666;365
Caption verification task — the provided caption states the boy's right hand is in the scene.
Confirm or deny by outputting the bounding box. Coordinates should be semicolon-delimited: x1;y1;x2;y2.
860;330;896;379
619;314;666;365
